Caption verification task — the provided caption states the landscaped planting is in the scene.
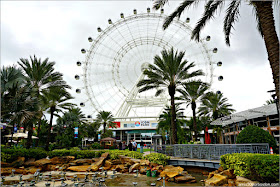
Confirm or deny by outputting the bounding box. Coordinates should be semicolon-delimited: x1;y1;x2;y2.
220;153;279;183
143;153;170;165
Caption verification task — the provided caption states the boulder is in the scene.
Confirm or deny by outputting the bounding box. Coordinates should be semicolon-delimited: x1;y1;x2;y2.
24;158;36;166
34;158;51;167
103;160;112;170
11;157;25;167
235;176;258;187
160;166;184;178
115;164;125;172
174;175;196;183
119;155;136;165
163;165;174;170
72;159;93;165
67;165;91;172
45;164;58;171
131;158;141;163
202;171;209;176
1;161;10;167
205;174;228;186
25;167;42;174
87;155;107;172
92;158;100;162
228;179;235;186
208;170;219;179
139;166;148;174
111;159;122;165
218;166;224;172
221;169;236;179
152;165;164;174
61;156;75;162
49;157;67;165
101;152;109;159
0;167;27;175
129;163;140;173
140;159;150;166
150;162;158;168
58;164;69;171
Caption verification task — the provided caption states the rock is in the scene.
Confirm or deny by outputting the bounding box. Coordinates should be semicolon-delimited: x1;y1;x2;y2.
103;160;112;170
235;176;258;186
228;179;235;186
101;152;109;159
45;165;58;171
49;157;67;165
67;165;91;172
163;165;174;170
58;164;69;171
189;179;196;183
87;155;107;172
221;169;236;179
139;166;147;174
24;158;36;166
140;159;150;166
205;174;228;186
218;166;224;172
119;155;136;165
131;158;141;163
25;167;42;174
34;159;51;167
11;157;25;167
150;163;158;168
1;161;10;167
202;171;209;176
92;158;100;162
115;164;125;172
111;159;122;165
72;159;93;165
174;175;196;183
152;165;164;174
61;156;75;162
129;163;140;173
208;170;219;179
160;166;184;178
1;168;27;175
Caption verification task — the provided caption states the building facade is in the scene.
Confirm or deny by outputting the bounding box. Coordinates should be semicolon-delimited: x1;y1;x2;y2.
211;104;279;145
109;120;159;145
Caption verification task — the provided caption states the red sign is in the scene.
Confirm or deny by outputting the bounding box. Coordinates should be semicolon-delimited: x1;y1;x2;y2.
110;122;120;128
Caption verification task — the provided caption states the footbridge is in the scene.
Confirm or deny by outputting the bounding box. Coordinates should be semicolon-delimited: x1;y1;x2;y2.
154;143;270;169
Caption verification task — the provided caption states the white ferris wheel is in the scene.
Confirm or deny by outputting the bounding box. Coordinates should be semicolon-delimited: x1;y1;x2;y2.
75;8;220;120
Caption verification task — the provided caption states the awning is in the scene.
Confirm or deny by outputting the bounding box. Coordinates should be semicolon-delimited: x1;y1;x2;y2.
126;130;156;134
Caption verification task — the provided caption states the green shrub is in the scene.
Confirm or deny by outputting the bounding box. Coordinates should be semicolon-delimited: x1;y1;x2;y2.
236;125;277;150
107;150;143;159
92;142;101;149
220;153;279;183
1;148;47;160
1;152;11;162
144;153;170;165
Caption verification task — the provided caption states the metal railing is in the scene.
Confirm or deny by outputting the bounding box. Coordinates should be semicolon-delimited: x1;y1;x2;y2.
154;143;270;160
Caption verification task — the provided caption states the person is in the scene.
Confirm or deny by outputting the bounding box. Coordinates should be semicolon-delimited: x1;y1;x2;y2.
140;140;144;153
132;139;137;151
119;141;122;150
128;140;133;151
122;141;126;150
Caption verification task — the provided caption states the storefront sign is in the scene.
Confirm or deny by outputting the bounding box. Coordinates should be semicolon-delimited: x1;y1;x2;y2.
135;121;150;127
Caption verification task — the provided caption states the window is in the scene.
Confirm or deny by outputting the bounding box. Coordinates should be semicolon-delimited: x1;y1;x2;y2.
124;124;127;128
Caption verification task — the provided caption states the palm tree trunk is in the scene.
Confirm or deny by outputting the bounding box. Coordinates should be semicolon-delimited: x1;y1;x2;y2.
26;123;33;149
103;122;106;134
192;102;198;141
170;92;177;144
254;1;279;105
45;107;55;151
35;117;42;147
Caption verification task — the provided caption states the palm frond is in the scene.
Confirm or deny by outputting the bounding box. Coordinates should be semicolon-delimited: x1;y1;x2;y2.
224;0;241;46
153;0;169;10
192;0;224;42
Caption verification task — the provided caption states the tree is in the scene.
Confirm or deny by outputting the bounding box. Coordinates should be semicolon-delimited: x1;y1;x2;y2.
17;55;69;147
54;107;86;148
264;99;275;105
95;111;115;135
198;91;235;120
178;80;209;140
137;47;203;144
42;87;74;150
154;0;279;105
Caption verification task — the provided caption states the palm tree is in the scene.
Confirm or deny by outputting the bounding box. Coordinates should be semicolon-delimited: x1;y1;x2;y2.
153;0;279;104
17;55;69;147
264;99;275;105
95;111;115;135
178;81;209;140
137;47;203;144
42;87;74;151
198;91;235;120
